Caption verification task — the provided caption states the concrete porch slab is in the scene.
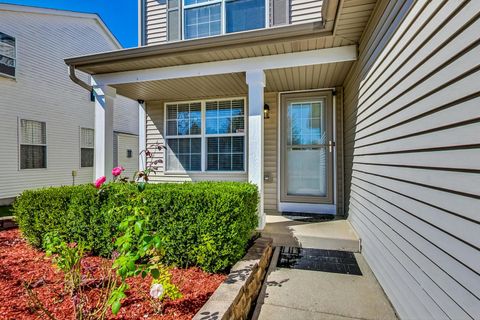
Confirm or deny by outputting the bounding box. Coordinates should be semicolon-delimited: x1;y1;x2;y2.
261;214;361;252
253;249;397;320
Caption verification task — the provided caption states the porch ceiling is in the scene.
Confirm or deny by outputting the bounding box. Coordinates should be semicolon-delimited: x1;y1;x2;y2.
112;62;353;101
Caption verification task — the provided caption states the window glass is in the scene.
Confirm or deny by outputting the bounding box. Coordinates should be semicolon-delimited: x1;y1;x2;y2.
20;120;46;169
206;136;244;171
206;99;244;134
80;128;94;168
0;32;16;78
226;0;265;33
184;4;221;39
166;138;201;171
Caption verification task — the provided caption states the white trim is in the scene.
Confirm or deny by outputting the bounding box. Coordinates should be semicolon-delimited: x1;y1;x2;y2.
138;101;147;172
163;96;247;174
18;118;48;170
246;69;265;228
276;88;338;214
93;45;358;86
278;202;336;215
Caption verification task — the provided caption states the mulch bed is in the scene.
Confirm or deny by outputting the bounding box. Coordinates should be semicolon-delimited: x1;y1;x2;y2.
0;229;226;320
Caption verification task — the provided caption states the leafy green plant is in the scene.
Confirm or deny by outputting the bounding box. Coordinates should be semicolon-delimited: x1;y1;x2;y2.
14;181;259;272
43;232;88;295
108;194;181;315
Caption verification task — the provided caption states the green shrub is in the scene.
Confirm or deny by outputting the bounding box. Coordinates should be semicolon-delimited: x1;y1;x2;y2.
13;182;259;272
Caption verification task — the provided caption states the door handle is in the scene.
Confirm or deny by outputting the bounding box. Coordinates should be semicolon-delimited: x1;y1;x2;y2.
328;141;336;153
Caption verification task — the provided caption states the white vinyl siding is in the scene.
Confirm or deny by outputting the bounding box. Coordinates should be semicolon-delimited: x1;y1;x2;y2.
0;31;16;78
343;0;480;319
19;119;46;169
0;7;138;200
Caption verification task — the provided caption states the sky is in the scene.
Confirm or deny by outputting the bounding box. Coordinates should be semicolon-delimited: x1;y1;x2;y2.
1;0;138;47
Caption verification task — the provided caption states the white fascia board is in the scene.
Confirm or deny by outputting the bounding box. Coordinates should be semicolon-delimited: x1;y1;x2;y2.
93;45;357;86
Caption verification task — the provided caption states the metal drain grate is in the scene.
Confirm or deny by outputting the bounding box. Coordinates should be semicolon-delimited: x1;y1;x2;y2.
277;246;362;275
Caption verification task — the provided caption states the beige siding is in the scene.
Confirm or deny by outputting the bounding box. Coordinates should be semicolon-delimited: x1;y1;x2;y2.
143;0;323;45
145;0;167;45
290;0;322;24
343;1;480;319
117;133;139;179
146;89;343;213
0;8;137;200
263;93;278;211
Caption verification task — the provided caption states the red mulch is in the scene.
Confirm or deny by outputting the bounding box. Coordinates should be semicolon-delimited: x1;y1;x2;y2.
0;229;226;320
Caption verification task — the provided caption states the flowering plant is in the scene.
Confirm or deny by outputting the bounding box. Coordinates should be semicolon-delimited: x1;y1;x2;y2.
112;166;125;177
94;176;106;189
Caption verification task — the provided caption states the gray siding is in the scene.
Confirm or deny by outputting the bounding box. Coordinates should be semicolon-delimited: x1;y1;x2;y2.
343;0;480;319
143;0;323;45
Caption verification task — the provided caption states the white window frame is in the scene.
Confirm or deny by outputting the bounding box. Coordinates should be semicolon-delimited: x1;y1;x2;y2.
164;97;247;174
18;118;47;170
181;0;268;40
80;127;94;168
0;31;17;79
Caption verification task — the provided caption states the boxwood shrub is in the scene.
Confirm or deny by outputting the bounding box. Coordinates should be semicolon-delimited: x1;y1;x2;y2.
13;182;259;273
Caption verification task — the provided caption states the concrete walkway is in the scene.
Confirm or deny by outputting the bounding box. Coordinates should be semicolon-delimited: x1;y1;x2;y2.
253;214;397;320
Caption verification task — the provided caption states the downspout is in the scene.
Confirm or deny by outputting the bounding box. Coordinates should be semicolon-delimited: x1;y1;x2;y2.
68;65;93;92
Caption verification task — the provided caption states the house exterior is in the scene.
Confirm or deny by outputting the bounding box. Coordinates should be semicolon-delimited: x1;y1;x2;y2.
0;4;139;204
64;0;480;319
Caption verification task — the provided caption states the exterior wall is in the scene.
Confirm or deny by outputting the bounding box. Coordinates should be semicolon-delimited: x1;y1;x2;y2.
117;133;139;179
146;89;343;213
263;93;278;212
0;8;138;200
144;0;167;45
142;0;323;45
343;1;480;319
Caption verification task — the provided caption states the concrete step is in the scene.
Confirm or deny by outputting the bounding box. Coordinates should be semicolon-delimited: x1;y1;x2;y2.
261;215;361;252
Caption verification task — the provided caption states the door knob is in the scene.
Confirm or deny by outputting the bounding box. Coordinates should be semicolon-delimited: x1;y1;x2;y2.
328;141;336;152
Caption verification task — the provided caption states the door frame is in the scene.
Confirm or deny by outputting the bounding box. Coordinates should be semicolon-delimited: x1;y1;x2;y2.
277;90;336;213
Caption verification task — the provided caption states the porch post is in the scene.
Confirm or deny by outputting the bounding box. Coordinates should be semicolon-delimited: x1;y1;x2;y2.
246;70;266;229
138;100;147;172
93;85;116;180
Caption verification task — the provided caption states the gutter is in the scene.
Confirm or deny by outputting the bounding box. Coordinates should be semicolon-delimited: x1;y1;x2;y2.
64;21;332;69
68;65;92;92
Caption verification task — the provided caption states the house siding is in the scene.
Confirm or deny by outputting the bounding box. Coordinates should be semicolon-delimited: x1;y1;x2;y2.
343;1;480;319
0;8;138;200
142;0;323;45
146;90;343;213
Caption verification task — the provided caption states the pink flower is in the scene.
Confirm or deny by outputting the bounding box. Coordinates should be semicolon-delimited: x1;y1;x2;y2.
94;176;106;188
112;166;125;177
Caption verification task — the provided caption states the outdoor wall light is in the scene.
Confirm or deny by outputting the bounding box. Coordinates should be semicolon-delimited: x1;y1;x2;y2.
264;104;270;119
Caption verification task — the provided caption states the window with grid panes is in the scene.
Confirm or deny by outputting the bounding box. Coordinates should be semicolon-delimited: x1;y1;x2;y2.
20;119;46;169
80;128;94;167
165;102;202;171
164;99;245;172
205;99;245;171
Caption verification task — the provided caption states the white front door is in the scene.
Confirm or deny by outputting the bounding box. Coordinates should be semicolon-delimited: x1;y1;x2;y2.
279;91;335;214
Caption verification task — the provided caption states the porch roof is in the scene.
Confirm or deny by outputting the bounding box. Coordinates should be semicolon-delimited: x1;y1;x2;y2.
64;0;377;76
63;0;377;101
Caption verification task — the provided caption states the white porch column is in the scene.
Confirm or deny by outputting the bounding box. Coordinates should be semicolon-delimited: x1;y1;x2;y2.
246;70;266;229
138;100;147;172
93;85;116;180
